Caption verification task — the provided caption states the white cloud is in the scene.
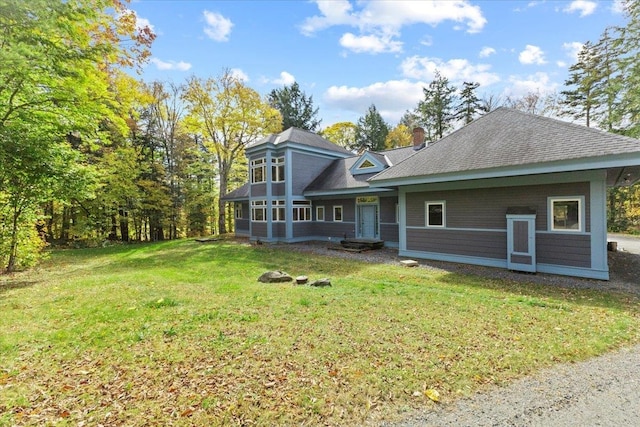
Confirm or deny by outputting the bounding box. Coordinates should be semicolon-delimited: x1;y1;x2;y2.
612;0;626;14
479;46;496;58
519;45;546;65
563;0;597;17
339;32;403;54
230;68;249;82
150;58;192;71
562;41;583;63
324;79;427;123
300;0;487;54
400;56;500;87
504;72;558;98
266;71;296;86
203;10;233;42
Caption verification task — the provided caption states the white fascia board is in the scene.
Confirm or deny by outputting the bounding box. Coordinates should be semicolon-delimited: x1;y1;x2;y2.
304;187;395;197
369;153;640;188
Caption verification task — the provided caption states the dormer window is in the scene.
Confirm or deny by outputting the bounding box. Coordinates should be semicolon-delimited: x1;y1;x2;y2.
272;156;285;182
250;158;266;183
358;159;375;169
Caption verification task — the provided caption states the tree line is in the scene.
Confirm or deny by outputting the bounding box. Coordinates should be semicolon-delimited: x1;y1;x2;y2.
1;0;639;272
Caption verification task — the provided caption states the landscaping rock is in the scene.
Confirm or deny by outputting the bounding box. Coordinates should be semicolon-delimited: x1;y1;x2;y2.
258;270;293;283
400;259;419;267
295;275;308;285
309;278;331;287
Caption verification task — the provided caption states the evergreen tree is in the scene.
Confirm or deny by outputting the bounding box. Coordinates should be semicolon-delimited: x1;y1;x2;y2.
416;71;456;140
267;82;321;131
352;104;389;153
560;41;600;127
454;82;483;125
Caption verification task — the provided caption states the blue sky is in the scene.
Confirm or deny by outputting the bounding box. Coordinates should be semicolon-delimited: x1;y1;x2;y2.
129;0;627;127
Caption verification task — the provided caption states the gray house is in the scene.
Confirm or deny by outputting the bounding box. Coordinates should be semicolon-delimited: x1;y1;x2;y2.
224;108;640;280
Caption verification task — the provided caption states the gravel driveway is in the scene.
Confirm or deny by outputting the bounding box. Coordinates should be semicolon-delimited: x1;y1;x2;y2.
286;238;640;427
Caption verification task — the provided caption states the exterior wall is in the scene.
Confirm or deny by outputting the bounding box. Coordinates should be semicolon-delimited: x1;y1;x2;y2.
252;222;268;239
402;179;598;277
272;222;286;238
291;152;336;195
379;196;399;244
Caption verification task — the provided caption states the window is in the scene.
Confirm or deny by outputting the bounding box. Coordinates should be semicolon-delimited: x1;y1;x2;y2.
271;156;285;182
272;200;286;222
251;200;267;222
426;201;445;227
250;158;266;183
235;203;243;219
549;197;583;232
333;206;343;222
358;159;375;169
316;206;325;222
293;200;312;222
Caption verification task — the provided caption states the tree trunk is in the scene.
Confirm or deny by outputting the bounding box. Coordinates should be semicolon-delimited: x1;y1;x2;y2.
6;205;21;273
61;206;71;242
119;208;129;242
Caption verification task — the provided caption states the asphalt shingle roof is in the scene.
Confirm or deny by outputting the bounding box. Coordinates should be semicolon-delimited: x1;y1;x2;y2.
304;145;423;193
248;127;353;155
221;183;249;201
371;108;640;182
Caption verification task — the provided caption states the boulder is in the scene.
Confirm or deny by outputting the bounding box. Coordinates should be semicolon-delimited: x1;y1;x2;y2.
295;275;308;285
309;278;331;287
258;270;293;283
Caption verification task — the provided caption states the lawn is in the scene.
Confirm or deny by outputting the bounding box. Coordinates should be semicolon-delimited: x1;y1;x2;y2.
1;239;639;426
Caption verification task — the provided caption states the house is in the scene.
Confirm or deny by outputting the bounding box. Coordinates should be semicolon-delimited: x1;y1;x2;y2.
223;108;640;280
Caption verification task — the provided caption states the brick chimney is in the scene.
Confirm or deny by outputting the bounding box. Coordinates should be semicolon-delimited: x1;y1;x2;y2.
412;127;425;150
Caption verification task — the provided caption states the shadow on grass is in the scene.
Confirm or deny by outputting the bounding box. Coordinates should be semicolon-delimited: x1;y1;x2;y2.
0;279;38;295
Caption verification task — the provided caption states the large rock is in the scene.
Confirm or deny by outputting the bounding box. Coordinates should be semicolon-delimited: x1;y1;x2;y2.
309;278;331;287
258;270;293;283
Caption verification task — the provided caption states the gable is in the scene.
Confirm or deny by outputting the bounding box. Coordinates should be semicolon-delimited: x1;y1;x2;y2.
349;152;388;175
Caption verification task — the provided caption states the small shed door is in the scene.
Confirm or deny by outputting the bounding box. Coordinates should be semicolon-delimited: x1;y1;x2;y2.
506;211;536;273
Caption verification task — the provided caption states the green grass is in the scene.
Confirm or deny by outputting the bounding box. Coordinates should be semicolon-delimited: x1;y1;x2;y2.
1;239;639;426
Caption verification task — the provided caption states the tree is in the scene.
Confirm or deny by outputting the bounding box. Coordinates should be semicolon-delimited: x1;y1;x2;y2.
416;71;457;140
453;82;484;125
560;41;600;127
183;71;282;234
385;124;412;149
320;122;357;149
353;104;389;153
267;82;321;131
0;0;154;271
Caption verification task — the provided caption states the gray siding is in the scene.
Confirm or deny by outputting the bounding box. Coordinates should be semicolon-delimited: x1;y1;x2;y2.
273;223;286;238
379;196;398;223
293;222;315;238
252;222;267;238
291;152;336;195
537;233;591;268
406;182;590;231
407;229;506;259
380;223;399;243
251;183;267;197
272;182;285;197
313;222;357;239
235;219;249;234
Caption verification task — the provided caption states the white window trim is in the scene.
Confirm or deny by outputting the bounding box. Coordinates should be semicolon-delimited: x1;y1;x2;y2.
272;199;286;222
250;158;266;184
425;201;446;228
333;205;343;222
316;206;325;222
235;203;243;219
548;196;584;233
292;200;312;222
271;156;285;182
251;200;267;222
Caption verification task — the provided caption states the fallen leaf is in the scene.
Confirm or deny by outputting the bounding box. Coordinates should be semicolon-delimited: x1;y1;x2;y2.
425;389;440;402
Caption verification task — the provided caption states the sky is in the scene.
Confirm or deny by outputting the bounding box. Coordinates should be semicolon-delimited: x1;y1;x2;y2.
128;0;628;128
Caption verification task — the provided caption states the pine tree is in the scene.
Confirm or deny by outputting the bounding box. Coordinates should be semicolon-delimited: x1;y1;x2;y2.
454;82;483;125
416;71;456;140
353;104;389;153
267;82;321;131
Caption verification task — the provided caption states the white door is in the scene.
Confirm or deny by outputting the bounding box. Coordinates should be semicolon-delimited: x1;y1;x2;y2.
358;205;378;239
507;214;536;272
